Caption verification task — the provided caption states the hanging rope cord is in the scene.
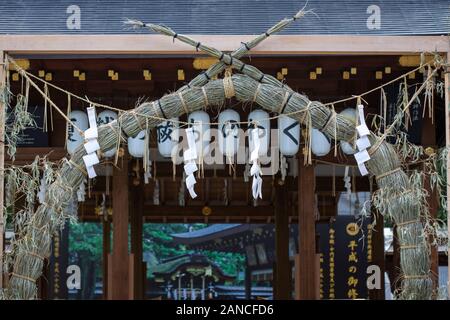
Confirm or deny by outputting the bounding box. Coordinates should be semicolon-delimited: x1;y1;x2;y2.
8;55;436;131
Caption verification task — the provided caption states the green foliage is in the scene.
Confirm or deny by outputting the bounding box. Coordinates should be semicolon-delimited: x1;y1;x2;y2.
68;222;103;270
201;250;245;278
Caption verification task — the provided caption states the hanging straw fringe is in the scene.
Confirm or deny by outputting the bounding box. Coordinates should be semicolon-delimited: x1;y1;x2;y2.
43;83;48;132
65;94;71;149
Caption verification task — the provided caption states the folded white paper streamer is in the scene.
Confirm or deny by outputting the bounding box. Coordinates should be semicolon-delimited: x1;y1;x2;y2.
184;128;198;198
83;106;100;178
353;105;372;176
250;128;262;199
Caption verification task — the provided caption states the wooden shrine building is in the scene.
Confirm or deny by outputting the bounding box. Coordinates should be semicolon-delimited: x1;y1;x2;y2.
0;0;450;300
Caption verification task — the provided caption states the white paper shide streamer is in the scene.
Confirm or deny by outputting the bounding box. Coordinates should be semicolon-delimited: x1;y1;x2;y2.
82;106;100;178
249;127;263;199
184;128;198;198
353;104;372;176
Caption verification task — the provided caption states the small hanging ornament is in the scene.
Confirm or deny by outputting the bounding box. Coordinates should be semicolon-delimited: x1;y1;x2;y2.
77;178;87;202
344;166;351;198
178;172;186;207
223;178;229;206
144;155;152;184
280;155;288;181
243;152;250;183
37;177;46;204
153;179;160;205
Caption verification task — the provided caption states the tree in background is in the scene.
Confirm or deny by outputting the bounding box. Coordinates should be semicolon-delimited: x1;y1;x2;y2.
68;222;103;299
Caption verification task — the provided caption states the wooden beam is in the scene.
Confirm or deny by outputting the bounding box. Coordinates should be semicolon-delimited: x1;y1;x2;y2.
1;35;448;55
7;147;66;165
109;158;130;299
274;181;291;300
0;50;5;289
297;160;318;299
143;204;274;218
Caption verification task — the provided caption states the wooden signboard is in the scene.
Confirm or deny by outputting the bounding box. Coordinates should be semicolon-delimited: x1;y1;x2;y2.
316;216;370;300
15;105;49;147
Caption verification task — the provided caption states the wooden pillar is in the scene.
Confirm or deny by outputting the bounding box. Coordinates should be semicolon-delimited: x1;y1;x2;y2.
109;158;130;299
0;51;5;289
444;51;450;298
131;184;144;299
296;160;318;299
102;219;111;299
274;180;291;299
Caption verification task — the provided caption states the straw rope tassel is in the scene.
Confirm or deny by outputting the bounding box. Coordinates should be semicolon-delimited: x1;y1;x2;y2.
65;94;71;149
172;155;176;181
380;87;387;132
114;112;122;166
401;77;409;129
24;77;30;107
305;112;312;165
43;83;48;132
404;82;412;130
49;86;54;132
